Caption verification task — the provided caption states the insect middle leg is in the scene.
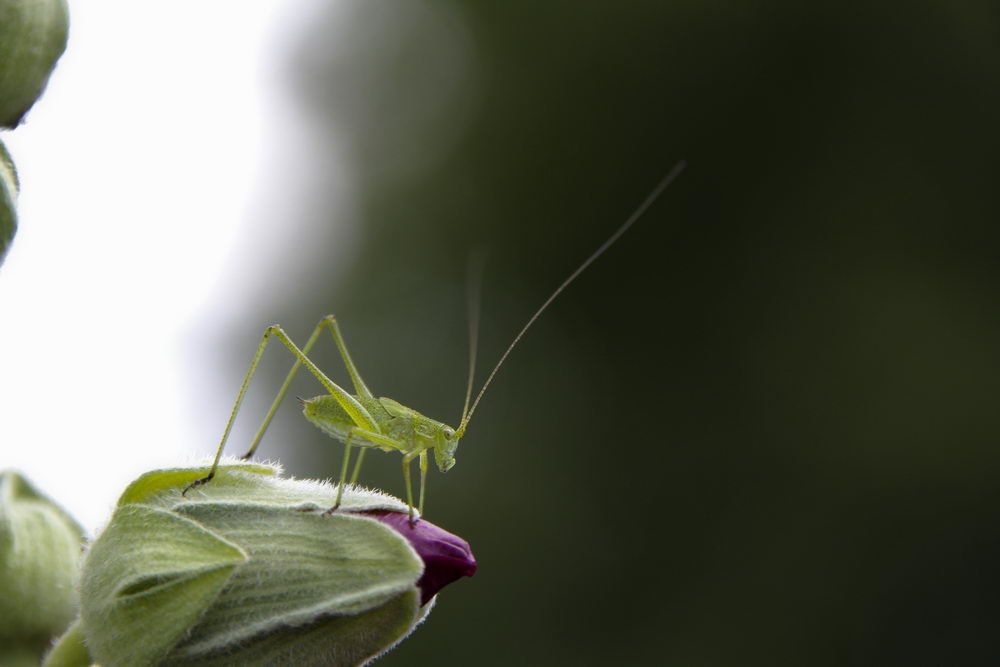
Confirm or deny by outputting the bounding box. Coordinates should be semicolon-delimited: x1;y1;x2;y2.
324;426;407;512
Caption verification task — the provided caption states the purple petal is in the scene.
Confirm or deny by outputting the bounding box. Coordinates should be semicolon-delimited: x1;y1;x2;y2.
365;511;477;605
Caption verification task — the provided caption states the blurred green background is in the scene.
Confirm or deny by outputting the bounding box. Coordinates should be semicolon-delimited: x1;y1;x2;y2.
212;2;1000;665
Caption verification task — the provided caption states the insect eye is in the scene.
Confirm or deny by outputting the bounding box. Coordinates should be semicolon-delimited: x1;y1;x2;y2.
443;427;456;439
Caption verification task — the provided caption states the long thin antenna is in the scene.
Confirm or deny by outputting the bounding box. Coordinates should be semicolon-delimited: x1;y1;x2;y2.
460;251;485;424
456;160;687;436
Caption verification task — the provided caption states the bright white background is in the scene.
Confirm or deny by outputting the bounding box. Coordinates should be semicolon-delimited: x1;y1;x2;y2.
0;1;332;531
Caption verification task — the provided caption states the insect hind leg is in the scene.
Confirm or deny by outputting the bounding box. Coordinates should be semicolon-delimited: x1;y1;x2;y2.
186;324;377;497
243;316;375;462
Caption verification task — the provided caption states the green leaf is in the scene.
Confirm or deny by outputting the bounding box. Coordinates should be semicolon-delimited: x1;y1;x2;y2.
80;505;248;667
0;0;70;127
0;141;17;267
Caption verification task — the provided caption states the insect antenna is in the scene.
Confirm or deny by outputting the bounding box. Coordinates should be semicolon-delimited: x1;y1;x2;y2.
460;251;485;425
455;160;687;438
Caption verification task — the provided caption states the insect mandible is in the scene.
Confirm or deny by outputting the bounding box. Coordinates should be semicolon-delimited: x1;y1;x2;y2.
186;161;686;521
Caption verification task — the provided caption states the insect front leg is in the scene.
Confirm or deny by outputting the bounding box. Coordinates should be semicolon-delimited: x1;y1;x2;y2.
418;451;428;516
401;448;428;524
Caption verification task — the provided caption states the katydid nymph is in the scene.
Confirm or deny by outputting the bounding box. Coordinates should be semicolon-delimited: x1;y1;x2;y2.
186;161;686;522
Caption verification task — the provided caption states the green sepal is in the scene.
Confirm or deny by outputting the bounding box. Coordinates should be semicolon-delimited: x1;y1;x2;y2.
167;504;423;661
0;140;17;267
165;589;424;667
0;0;70;127
80;505;248;667
123;460;413;515
0;470;84;645
116;460;277;506
41;619;90;667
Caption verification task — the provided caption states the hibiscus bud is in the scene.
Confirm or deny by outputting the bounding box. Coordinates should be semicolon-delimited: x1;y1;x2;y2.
0;0;70;127
0;470;85;665
49;461;475;666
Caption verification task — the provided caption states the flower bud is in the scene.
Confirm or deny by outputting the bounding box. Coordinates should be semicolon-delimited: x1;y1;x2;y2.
58;461;475;666
0;0;70;127
0;470;85;664
0;140;17;267
367;511;477;605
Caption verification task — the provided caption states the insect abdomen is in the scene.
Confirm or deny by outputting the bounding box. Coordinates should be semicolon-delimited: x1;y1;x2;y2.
301;395;402;450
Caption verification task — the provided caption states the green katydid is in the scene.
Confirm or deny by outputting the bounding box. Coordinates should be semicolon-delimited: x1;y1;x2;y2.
186;161;686;521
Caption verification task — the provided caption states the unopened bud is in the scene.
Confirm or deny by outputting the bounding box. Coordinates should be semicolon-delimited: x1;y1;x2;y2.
0;0;69;127
0;470;85;665
52;461;475;666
